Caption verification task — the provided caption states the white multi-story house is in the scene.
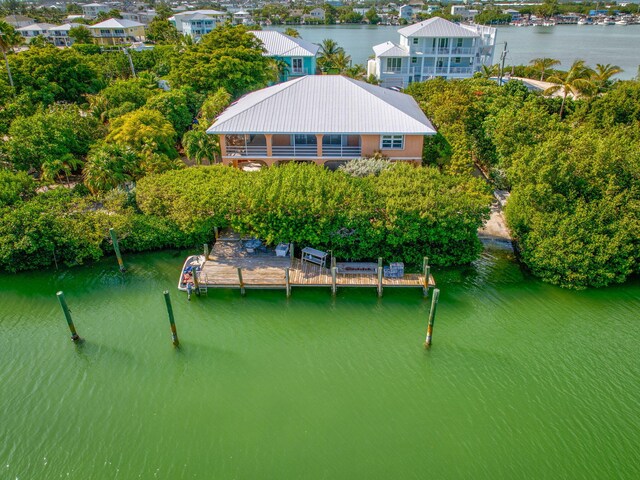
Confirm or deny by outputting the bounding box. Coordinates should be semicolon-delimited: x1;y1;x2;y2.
48;23;81;46
451;6;479;22
82;3;110;20
16;23;56;42
168;10;226;33
399;5;413;22
121;10;157;25
3;15;35;28
370;17;497;88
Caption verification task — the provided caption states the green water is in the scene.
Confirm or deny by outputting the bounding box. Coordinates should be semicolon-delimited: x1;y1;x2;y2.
1;248;639;479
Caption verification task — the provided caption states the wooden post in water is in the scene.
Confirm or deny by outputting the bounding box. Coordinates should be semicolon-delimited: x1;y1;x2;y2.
237;267;245;296
109;228;126;272
163;290;179;347
425;288;440;348
423;257;430;297
331;266;337;296
377;257;383;297
214;226;219;241
192;267;200;296
56;291;81;343
203;243;209;259
285;267;291;297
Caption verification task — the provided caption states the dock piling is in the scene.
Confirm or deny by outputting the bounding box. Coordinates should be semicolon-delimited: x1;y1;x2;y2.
203;243;209;259
285;268;291;297
56;291;81;343
424;288;440;348
423;257;430;297
237;267;245;296
109;228;126;272
214;226;219;241
163;290;179;347
377;257;383;297
331;266;337;296
192;267;200;296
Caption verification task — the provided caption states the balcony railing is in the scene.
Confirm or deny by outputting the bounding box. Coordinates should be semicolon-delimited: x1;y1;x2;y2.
289;68;311;76
451;47;475;55
449;67;474;74
272;145;317;157
382;67;409;75
225;145;268;156
321;146;361;158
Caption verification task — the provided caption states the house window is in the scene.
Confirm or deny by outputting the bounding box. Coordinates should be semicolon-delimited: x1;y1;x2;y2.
412;38;418;45
455;57;461;63
292;58;303;74
322;135;342;145
381;135;404;150
386;58;402;72
411;57;417;64
457;38;463;47
293;134;317;145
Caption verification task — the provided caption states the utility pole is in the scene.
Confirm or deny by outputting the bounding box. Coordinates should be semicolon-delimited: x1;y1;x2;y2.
498;42;508;85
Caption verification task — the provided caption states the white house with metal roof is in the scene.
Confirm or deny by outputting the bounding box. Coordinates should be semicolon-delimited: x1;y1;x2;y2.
251;31;319;81
370;17;497;88
16;23;56;42
47;23;81;46
207;75;436;168
82;3;110;20
168;10;227;35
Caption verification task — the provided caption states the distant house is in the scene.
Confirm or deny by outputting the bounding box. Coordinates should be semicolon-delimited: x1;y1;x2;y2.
371;17;497;87
48;23;81;46
121;10;157;25
504;9;521;22
399;5;413;22
3;15;35;28
450;6;478;22
16;23;56;42
306;8;326;22
251;30;319;82
233;10;253;25
206;75;436;168
82;3;110;20
168;10;226;33
181;13;220;38
88;18;146;45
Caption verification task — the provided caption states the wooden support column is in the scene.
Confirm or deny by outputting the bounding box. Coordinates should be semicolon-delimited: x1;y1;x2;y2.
214;226;219;241
377;257;383;297
237;267;245;296
316;134;323;158
203;243;209;259
285;267;291;297
192;266;200;295
289;243;294;266
422;257;430;297
56;291;81;343
163;290;179;347
109;228;125;272
266;134;273;157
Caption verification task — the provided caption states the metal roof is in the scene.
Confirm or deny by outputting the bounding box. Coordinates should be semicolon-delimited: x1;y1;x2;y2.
372;41;409;57
89;18;145;29
48;23;81;31
251;31;319;57
398;17;480;38
17;23;56;31
207;75;436;135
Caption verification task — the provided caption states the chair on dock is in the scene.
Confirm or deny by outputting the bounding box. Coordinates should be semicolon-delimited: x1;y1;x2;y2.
301;247;328;268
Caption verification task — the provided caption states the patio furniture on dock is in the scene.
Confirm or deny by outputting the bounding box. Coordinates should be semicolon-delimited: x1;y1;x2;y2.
301;247;328;268
384;262;404;278
275;243;290;257
336;262;378;275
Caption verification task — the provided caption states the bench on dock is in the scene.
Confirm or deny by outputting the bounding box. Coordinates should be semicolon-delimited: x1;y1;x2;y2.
301;247;328;268
336;262;378;275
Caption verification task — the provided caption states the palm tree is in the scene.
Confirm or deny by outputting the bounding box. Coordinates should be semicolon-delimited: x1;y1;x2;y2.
284;28;300;38
593;64;623;90
41;154;83;186
83;144;138;194
317;39;344;72
0;21;22;93
332;51;352;73
544;60;595;117
480;64;499;79
530;57;560;81
182;127;218;165
344;63;366;79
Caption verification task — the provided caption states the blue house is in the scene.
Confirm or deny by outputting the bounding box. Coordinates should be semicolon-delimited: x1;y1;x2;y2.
251;31;319;82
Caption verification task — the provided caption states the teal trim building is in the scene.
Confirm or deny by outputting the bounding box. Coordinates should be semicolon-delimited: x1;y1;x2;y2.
251;30;319;82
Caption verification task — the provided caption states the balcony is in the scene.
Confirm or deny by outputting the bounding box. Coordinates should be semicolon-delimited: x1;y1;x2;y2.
225;145;268;156
289;68;312;76
321;146;361;158
451;47;475;55
272;145;317;157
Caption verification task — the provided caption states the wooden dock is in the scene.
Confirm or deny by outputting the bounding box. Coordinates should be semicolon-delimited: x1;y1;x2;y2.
192;234;435;296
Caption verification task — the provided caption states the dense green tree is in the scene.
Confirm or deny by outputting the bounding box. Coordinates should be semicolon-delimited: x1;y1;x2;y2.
0;170;34;207
365;7;381;25
2;105;102;172
89;77;158;120
106;108;177;158
68;25;93;44
317;39;345;72
83;143;139;194
146;18;180;44
283;28;300;38
145;88;194;136
169;25;272;97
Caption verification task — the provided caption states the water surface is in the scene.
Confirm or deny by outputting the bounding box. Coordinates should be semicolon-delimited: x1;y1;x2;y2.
1;248;639;478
